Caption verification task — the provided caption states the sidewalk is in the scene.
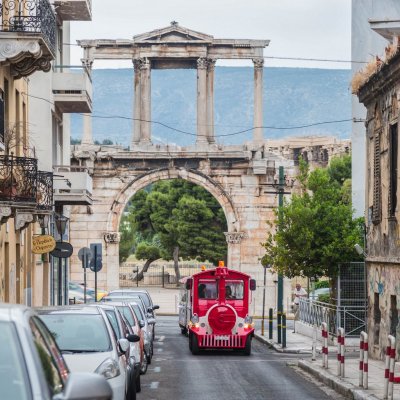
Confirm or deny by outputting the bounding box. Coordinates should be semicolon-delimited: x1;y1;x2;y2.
254;327;400;400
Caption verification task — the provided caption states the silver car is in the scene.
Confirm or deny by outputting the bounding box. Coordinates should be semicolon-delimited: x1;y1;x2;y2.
38;305;139;400
0;303;112;400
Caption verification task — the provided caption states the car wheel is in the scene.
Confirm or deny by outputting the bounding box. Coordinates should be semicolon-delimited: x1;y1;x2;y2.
135;373;141;393
140;352;148;375
244;335;252;356
127;373;136;400
181;327;187;335
147;349;152;365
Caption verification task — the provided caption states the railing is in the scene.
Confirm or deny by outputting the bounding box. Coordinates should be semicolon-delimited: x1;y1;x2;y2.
119;263;213;288
0;155;38;204
37;171;53;210
299;297;366;337
0;0;56;56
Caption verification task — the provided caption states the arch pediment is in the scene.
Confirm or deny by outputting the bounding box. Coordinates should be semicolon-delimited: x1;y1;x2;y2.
133;24;213;44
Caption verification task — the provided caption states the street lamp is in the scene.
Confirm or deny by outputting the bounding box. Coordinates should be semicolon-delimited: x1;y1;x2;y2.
55;214;69;305
38;213;51;232
354;243;368;258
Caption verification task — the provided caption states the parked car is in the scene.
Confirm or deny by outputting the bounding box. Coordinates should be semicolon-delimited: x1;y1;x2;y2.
95;303;144;386
69;281;107;302
37;305;139;400
0;303;112;400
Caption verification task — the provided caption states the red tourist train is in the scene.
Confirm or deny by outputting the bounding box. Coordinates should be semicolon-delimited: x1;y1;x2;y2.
178;262;256;355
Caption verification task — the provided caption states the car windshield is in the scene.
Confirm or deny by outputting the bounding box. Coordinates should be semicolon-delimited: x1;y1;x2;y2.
40;314;111;353
0;322;32;400
116;306;135;326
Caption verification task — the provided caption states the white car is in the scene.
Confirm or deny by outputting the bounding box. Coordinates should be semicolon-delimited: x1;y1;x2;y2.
0;303;112;400
38;305;139;400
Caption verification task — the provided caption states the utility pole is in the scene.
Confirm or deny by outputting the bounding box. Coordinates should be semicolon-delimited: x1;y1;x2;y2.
277;166;284;344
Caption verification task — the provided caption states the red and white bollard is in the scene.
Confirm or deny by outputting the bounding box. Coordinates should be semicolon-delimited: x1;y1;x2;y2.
384;335;396;400
337;327;345;377
359;331;368;389
322;322;328;369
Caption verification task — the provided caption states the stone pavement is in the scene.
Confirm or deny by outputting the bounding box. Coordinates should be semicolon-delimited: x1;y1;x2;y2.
144;286;400;399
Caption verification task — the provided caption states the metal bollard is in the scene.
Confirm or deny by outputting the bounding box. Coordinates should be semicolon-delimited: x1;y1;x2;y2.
269;308;273;340
277;311;282;344
322;322;328;369
389;335;396;400
282;313;286;348
337;327;345;377
384;341;391;399
359;331;369;388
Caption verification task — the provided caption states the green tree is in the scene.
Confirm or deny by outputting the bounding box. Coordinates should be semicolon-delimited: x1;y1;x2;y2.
261;156;364;282
119;179;227;280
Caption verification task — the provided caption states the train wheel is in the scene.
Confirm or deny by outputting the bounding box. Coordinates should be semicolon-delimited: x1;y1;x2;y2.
244;335;252;356
190;333;199;355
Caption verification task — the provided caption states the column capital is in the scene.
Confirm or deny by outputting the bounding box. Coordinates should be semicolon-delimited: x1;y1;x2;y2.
132;57;145;71
81;58;94;71
207;58;217;71
197;57;208;70
139;58;151;70
252;58;264;69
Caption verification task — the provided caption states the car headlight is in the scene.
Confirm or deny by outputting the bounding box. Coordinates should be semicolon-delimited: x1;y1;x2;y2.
95;358;120;379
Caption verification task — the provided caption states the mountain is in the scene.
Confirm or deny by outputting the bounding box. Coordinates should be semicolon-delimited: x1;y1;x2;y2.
71;67;352;147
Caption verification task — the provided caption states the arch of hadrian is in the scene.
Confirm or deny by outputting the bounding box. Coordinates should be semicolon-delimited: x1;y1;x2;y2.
69;23;349;314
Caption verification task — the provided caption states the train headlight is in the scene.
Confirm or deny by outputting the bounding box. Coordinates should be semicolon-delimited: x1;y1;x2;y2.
244;315;252;324
191;314;199;324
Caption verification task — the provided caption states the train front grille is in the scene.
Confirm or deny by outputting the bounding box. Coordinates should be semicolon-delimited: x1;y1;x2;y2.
200;334;245;348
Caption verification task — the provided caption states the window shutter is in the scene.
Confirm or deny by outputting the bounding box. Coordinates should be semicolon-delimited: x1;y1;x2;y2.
0;95;4;143
372;131;381;223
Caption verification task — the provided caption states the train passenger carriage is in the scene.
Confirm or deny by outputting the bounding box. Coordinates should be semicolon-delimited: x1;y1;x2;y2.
179;262;256;355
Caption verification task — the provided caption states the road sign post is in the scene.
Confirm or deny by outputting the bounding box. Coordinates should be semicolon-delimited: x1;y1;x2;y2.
89;243;102;302
78;247;92;304
277;166;284;344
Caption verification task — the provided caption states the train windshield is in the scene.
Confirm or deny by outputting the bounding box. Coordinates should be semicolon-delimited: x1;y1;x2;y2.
225;280;244;300
198;280;218;299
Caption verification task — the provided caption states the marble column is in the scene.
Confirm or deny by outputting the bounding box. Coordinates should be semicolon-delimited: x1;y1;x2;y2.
131;58;142;148
196;57;208;144
206;58;216;144
252;58;264;143
140;58;151;143
81;58;93;145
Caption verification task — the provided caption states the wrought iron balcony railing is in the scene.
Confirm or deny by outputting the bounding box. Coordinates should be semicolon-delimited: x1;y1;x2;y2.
37;170;53;210
0;155;38;204
0;0;56;56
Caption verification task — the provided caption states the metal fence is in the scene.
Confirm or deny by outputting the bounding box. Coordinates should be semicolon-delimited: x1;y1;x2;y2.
299;297;366;337
119;263;213;288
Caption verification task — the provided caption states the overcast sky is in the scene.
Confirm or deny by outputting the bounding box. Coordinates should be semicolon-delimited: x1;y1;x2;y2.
70;0;351;69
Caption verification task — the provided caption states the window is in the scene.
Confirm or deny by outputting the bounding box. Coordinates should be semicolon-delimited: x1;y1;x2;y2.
390;295;398;337
198;280;218;299
389;123;398;217
373;293;381;345
117;306;135;327
225;280;244;300
105;310;121;339
0;89;4;143
29;317;67;395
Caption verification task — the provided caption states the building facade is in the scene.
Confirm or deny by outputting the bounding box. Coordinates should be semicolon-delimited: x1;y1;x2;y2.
0;0;93;306
356;25;400;359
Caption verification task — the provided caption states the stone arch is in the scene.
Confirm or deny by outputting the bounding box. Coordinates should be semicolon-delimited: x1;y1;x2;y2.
106;167;240;236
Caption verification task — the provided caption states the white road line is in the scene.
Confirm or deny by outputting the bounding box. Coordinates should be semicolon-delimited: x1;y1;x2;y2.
153;366;161;373
157;348;164;352
150;381;160;389
158;335;165;342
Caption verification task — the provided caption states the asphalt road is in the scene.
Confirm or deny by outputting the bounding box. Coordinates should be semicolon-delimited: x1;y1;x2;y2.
139;316;339;400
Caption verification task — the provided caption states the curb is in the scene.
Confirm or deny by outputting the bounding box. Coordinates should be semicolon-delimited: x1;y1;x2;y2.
298;360;380;400
254;332;312;354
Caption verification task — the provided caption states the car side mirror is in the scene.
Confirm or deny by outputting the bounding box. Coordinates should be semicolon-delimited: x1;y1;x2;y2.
126;334;140;343
153;305;160;310
139;320;145;329
118;338;130;353
147;307;153;313
53;372;112;400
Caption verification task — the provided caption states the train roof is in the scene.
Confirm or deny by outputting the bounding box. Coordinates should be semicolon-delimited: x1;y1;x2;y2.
191;266;252;280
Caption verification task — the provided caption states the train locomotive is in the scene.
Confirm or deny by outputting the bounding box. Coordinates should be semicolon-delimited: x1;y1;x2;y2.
179;262;256;355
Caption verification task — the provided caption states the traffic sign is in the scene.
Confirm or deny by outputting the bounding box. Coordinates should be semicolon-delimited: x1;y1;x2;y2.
89;243;103;272
50;241;73;258
78;247;92;268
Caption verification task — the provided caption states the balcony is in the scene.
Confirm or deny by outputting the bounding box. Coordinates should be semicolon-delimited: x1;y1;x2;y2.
53;68;93;113
0;155;38;207
37;171;53;211
53;166;93;205
53;0;92;21
0;0;56;78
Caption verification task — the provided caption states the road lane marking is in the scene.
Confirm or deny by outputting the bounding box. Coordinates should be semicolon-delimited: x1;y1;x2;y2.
150;381;159;389
158;335;165;342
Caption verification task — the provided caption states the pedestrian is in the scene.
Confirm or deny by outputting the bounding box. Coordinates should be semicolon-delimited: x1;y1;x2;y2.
293;283;307;331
